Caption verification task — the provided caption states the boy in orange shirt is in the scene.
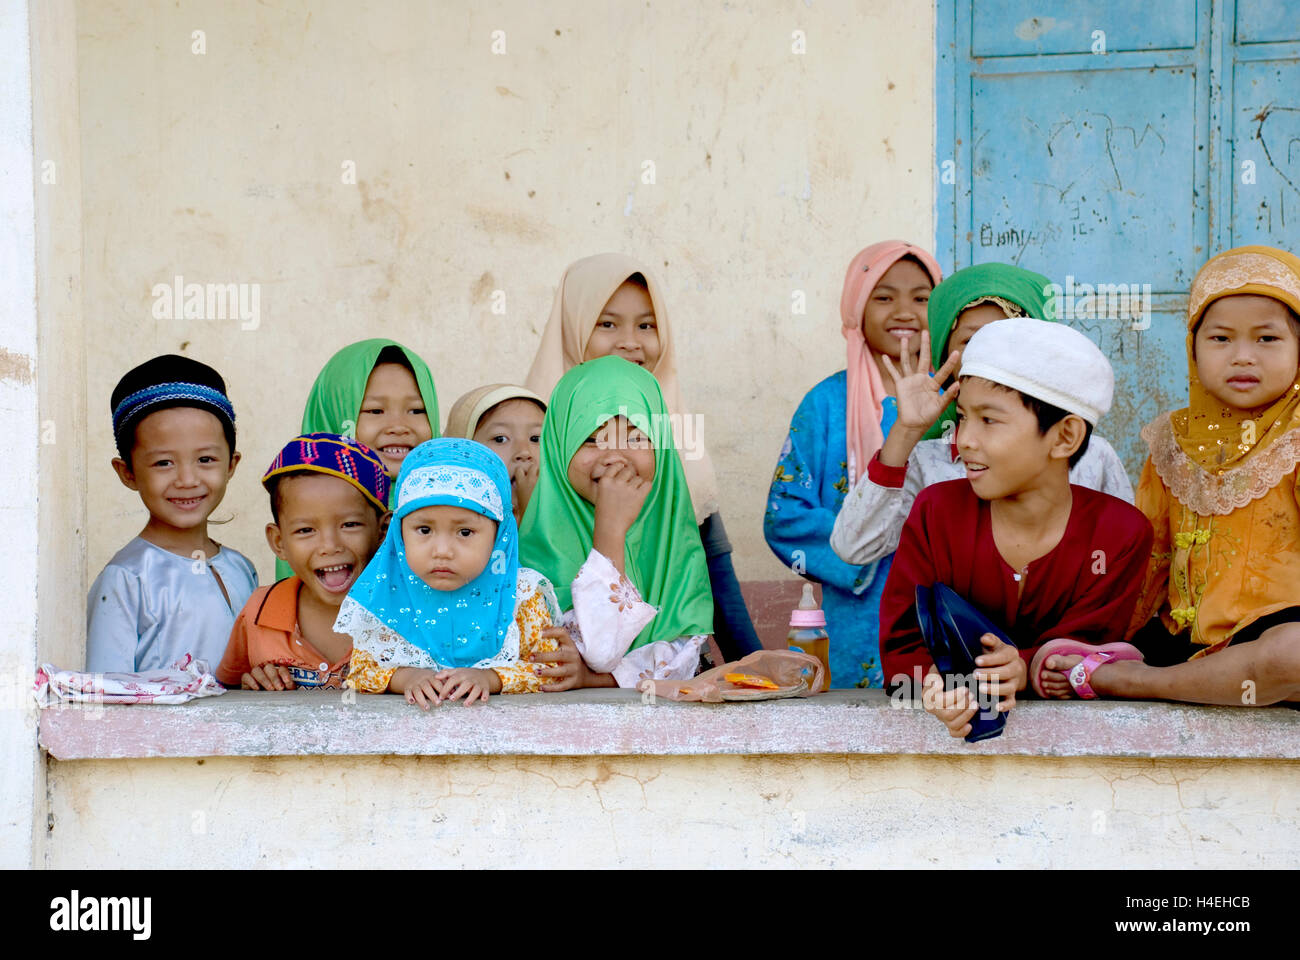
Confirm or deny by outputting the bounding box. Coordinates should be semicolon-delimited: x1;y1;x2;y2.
216;434;389;690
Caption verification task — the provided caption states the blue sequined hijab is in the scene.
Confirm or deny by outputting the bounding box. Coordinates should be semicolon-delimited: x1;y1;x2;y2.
343;438;519;668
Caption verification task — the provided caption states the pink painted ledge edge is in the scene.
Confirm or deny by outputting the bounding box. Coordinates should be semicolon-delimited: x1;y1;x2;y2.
36;689;1300;761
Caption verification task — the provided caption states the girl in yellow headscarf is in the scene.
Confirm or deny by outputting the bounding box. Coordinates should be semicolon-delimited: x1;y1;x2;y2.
1034;246;1300;706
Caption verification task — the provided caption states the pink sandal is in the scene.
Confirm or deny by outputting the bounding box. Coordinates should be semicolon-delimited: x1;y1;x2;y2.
1029;639;1144;699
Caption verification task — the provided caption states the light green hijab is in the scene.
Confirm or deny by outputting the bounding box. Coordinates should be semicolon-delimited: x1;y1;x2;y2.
922;262;1058;440
518;356;713;649
273;338;440;580
300;338;440;447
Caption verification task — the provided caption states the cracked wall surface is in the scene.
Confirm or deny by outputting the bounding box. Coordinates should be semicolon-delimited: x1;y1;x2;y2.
45;754;1300;868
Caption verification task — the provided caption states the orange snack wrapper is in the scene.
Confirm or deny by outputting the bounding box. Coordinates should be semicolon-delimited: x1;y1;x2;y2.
723;672;780;690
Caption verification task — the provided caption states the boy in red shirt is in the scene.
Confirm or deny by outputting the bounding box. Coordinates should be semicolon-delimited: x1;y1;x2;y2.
216;434;390;690
878;318;1153;736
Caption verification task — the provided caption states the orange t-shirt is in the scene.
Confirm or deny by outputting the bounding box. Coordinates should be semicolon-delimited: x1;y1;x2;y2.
216;577;350;689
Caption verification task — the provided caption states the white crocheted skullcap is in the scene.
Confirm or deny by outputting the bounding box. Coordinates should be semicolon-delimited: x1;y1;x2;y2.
959;317;1113;425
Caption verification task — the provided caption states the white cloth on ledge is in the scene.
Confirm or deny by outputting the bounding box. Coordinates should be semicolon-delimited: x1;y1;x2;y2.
34;654;226;706
563;548;707;689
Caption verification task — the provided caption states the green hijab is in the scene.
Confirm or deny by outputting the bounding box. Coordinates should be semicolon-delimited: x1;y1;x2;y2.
518;356;714;649
922;262;1058;440
300;338;440;446
274;338;440;579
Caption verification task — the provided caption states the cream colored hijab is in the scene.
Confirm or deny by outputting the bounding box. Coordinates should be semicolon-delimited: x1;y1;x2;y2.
444;383;546;440
525;253;720;523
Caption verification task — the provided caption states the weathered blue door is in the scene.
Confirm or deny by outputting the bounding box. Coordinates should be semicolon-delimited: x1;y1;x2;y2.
1228;2;1300;248
937;1;1300;476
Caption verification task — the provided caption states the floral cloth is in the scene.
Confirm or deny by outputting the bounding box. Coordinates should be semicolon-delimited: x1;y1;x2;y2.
35;654;225;706
562;549;707;688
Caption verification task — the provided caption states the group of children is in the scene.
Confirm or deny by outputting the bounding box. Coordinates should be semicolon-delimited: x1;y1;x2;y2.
87;256;733;705
86;245;1300;726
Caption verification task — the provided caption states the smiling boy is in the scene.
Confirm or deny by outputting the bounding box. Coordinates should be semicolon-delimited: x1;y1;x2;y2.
215;434;389;690
877;318;1153;737
87;355;257;674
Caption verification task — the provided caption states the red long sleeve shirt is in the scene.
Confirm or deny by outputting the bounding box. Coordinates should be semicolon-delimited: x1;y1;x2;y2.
878;479;1154;692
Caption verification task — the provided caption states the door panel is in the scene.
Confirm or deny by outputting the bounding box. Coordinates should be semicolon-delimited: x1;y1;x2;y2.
939;0;1209;477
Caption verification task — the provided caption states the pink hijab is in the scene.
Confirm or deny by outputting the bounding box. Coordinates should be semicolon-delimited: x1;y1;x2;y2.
840;241;943;485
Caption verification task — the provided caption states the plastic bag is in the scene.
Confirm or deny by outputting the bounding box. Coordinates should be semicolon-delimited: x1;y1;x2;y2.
650;649;825;702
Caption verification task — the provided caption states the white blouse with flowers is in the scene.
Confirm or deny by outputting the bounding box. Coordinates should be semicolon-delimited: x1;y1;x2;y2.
563;549;708;688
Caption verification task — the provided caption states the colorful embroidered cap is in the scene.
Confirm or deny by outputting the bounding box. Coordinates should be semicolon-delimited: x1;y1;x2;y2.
110;354;237;461
262;432;391;513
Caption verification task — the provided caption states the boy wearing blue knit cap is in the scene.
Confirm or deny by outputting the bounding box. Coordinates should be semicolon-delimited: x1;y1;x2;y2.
86;354;256;674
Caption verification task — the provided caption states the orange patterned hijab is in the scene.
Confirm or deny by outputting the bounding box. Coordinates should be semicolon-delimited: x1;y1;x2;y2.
1144;245;1300;514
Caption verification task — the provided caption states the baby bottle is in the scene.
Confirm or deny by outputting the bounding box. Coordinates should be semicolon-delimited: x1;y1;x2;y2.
786;583;830;692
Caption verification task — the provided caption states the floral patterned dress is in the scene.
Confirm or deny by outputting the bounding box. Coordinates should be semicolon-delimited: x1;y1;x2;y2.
562;550;708;688
763;370;897;688
348;569;562;694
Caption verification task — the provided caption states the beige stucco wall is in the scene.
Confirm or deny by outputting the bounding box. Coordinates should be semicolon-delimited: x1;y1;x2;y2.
46;753;1299;868
76;0;935;587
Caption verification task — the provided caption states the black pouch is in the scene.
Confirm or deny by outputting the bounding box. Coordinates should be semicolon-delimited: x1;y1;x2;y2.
915;583;1016;743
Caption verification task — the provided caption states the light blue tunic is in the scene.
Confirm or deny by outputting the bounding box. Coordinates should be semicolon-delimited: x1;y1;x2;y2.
763;370;897;689
86;537;258;673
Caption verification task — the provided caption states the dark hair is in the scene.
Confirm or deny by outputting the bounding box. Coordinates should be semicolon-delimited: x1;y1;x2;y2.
622;272;649;290
895;253;937;286
373;344;415;373
974;379;1093;469
267;470;386;525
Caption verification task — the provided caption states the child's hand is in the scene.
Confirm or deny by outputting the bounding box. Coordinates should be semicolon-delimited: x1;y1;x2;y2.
241;663;297;691
392;667;444;710
973;633;1026;711
434;667;500;706
593;460;652;537
921;665;977;738
531;627;597;691
880;330;962;432
511;460;539;516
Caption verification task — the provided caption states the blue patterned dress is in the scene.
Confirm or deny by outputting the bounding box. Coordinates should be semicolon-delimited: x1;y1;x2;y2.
763;370;897;688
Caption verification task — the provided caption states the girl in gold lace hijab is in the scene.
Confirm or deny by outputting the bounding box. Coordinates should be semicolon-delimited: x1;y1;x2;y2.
1036;245;1300;706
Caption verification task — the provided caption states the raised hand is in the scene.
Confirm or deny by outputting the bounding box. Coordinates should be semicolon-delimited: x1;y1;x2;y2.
880;330;963;433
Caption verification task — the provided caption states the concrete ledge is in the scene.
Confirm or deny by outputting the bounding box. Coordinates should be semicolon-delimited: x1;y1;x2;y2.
37;689;1300;760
